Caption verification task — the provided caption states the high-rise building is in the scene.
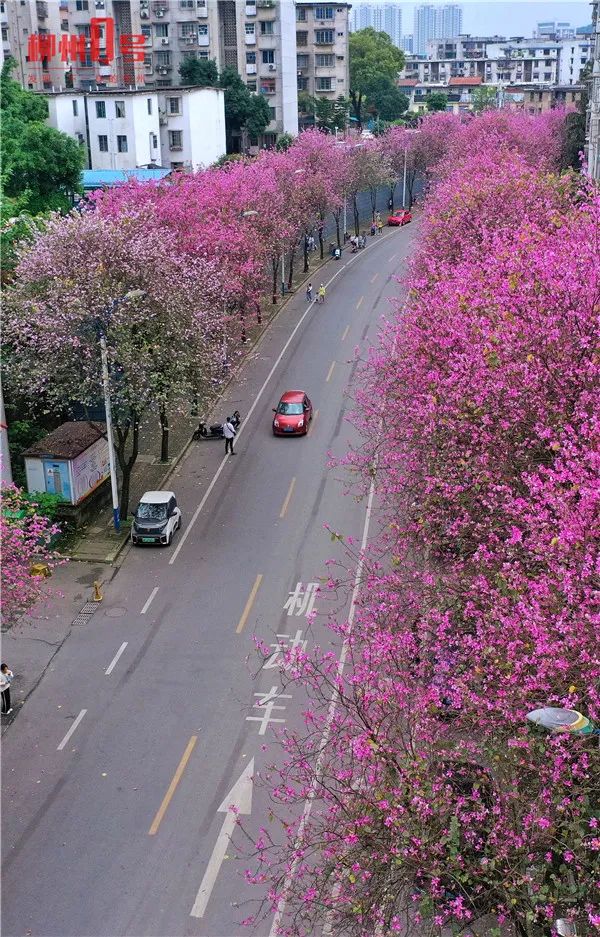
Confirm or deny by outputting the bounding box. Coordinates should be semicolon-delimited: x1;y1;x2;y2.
296;2;351;103
536;20;576;40
414;4;463;55
587;0;600;180
351;3;402;48
3;0;299;144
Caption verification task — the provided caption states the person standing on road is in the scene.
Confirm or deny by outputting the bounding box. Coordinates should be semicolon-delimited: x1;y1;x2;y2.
377;219;384;235
306;282;313;302
223;417;236;456
1;663;14;715
318;283;326;304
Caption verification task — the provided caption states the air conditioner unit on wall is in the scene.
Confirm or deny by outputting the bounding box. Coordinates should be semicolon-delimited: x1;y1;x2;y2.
161;37;169;45
140;9;148;16
268;63;276;71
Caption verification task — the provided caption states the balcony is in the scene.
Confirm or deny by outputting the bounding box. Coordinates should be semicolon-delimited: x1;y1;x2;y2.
257;0;275;7
36;1;48;18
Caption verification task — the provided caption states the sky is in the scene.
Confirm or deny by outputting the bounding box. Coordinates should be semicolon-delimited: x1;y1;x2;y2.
366;1;593;37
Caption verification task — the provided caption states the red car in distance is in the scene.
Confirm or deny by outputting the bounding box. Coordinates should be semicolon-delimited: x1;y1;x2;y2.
272;390;313;436
387;210;412;226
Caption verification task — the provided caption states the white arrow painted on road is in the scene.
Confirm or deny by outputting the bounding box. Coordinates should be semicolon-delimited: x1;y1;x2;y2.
190;758;254;919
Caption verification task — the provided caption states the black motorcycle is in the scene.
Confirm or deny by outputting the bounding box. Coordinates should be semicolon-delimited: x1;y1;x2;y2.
193;410;241;441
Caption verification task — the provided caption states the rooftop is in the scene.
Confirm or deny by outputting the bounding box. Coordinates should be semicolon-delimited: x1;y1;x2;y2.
81;168;172;190
23;422;107;460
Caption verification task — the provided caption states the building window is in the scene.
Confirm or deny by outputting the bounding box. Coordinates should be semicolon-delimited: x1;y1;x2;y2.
297;30;308;47
171;161;184;170
117;135;128;152
247;80;257;91
180;0;194;6
168;129;183;149
156;51;171;65
180;22;196;37
262;49;275;64
75;0;88;9
115;100;125;118
260;78;276;93
168;96;181;114
296;6;306;20
297;54;309;68
315;6;334;19
263;133;276;147
245;23;255;37
246;51;256;64
198;23;208;36
316;77;332;90
141;24;151;39
315;29;334;44
95;100;106;118
268;106;276;121
72;99;78;116
151;133;158;148
1;26;7;41
98;134;108;151
260;20;274;35
147;97;153;114
315;53;334;67
198;50;209;59
155;23;168;38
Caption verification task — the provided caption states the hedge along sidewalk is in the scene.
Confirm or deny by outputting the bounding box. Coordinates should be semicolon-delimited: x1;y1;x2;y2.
67;216;404;564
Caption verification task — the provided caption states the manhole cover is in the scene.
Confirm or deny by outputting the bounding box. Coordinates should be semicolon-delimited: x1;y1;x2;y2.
104;607;126;618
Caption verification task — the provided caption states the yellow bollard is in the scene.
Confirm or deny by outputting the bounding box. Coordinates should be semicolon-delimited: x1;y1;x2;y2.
93;580;103;602
30;562;51;578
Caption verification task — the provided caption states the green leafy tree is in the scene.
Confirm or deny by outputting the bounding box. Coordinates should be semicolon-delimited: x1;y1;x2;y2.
471;85;498;113
1;61;83;214
219;67;270;150
426;91;449;112
349;28;404;127
275;132;294;151
560;62;591;170
364;76;409;121
178;56;219;87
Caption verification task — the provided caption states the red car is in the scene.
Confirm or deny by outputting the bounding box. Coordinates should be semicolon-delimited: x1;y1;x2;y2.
272;390;313;436
387;210;412;226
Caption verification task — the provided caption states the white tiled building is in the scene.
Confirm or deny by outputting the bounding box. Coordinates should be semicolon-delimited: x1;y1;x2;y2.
45;84;226;170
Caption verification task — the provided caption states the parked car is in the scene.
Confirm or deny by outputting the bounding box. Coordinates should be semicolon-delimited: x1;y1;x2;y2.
272;390;313;436
131;490;181;546
387;210;412;226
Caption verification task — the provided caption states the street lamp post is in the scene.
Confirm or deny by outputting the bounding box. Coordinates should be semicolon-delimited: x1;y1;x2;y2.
99;289;146;533
402;146;408;209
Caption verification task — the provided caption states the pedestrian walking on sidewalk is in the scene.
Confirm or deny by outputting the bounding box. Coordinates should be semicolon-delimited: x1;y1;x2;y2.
223;416;236;456
318;283;326;304
306;282;313;302
1;663;14;715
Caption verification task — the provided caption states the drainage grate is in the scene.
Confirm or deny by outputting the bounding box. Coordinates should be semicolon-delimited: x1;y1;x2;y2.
71;601;100;627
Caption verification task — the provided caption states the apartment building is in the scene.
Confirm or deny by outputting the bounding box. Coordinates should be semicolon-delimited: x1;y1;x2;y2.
350;3;402;48
414;4;462;56
2;0;63;89
46;84;226;170
296;2;350;102
587;0;600;180
558;38;594;84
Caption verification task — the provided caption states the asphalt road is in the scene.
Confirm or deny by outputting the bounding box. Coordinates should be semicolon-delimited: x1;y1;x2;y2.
1;222;418;937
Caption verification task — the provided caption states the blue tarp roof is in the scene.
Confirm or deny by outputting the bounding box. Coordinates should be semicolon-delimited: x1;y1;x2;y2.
81;168;171;190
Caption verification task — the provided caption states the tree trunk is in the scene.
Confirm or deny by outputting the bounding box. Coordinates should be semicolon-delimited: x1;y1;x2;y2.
352;195;360;236
370;187;377;221
303;233;309;273
159;406;169;462
272;256;279;304
318;226;324;259
389;182;396;212
333;209;341;248
288;247;296;290
240;305;247;344
115;410;140;521
255;302;261;325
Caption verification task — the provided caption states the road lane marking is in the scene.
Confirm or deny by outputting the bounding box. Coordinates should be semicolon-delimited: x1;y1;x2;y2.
190;759;254;918
149;735;198;836
356;296;364;310
279;477;296;519
170;232;393;565
105;642;128;676
370;273;378;283
236;574;263;634
307;409;319;437
268;477;377;936
341;325;350;342
57;709;87;751
326;361;336;383
388;253;398;263
140;586;159;615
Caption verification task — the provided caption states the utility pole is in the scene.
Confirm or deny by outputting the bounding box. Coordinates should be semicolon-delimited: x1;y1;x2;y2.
0;375;13;486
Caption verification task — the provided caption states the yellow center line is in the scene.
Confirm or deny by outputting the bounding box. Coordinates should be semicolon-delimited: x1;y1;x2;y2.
356;296;364;310
326;361;336;383
341;325;350;342
236;574;263;634
149;735;198;836
279;477;296;519
370;273;378;284
308;409;319;436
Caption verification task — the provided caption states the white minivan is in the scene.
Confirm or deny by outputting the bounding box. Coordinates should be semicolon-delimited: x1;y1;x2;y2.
131;491;182;546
